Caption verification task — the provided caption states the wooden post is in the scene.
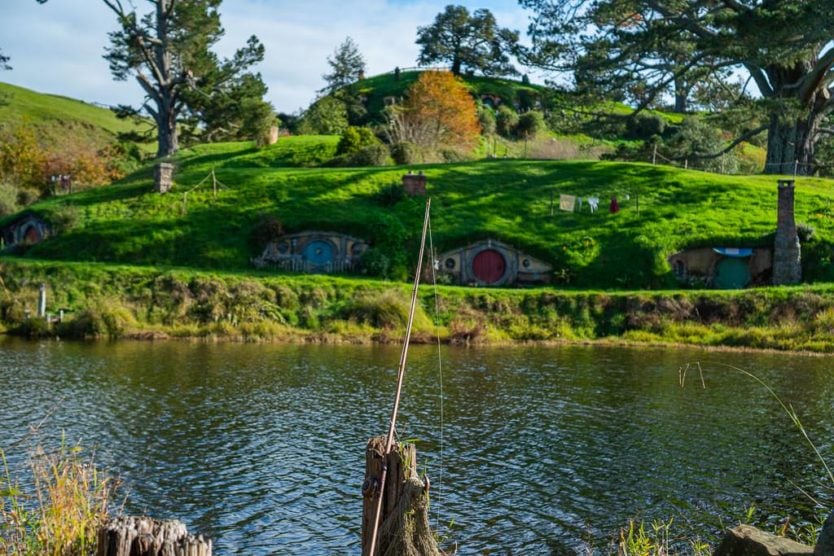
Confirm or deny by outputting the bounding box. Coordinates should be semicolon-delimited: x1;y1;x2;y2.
362;437;440;556
97;516;211;556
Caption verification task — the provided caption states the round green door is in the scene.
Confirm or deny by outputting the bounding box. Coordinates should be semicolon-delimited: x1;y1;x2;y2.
714;257;750;289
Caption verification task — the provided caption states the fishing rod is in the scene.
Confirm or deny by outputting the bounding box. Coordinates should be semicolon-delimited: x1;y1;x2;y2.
367;197;432;556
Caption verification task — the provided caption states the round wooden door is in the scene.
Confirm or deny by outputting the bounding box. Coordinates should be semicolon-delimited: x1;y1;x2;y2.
472;249;506;284
714;257;750;289
303;240;334;267
23;225;41;244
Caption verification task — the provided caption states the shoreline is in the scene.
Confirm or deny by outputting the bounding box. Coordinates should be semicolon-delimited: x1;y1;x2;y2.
3;327;832;358
5;258;834;356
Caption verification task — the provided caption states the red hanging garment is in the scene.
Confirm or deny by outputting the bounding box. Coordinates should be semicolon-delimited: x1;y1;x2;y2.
609;196;620;213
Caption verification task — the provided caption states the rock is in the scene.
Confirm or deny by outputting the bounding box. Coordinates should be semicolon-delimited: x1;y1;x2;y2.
714;524;814;556
815;511;834;556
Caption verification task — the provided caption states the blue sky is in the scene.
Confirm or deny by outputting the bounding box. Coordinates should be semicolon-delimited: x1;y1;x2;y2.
0;0;536;113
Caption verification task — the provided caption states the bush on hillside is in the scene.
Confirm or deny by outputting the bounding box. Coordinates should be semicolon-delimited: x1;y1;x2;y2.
515;110;546;139
625;113;667;140
391;142;423;165
336;126;379;155
516;89;539;112
478;105;497;135
298;96;349;135
49;205;80;233
348;144;392;166
496;105;519;138
0;182;19;217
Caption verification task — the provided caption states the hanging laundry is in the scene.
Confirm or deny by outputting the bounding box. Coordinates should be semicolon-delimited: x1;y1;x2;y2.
559;194;576;212
609;195;620;214
587;196;600;213
576;196;583;212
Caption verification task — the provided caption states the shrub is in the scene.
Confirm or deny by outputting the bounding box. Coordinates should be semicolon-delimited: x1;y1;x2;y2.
336;126;378;155
346;144;391;167
49;205;81;233
515;110;546;139
390;142;422;165
0;182;19;217
625;113;667;140
359;248;390;278
16;316;52;339
495;105;519;138
478;105;497;135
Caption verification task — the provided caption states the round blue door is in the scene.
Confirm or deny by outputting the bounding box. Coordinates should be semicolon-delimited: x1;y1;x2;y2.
714;257;751;289
302;240;334;267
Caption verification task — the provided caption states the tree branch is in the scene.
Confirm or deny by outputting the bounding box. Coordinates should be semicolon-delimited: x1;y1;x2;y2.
675;124;769;161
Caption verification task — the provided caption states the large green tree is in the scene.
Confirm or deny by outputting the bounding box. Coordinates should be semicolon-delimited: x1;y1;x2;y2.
520;0;834;175
416;5;519;76
41;0;265;158
321;36;366;93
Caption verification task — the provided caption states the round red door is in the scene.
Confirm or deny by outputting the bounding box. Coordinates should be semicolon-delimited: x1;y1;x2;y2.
472;249;506;284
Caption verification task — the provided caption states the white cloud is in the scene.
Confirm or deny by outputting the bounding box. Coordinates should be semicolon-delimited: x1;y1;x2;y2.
0;0;538;113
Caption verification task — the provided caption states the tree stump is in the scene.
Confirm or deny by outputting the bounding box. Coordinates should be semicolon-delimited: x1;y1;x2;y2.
97;516;211;556
361;436;441;556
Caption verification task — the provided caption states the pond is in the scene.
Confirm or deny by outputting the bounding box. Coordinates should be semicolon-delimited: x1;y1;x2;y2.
1;338;832;554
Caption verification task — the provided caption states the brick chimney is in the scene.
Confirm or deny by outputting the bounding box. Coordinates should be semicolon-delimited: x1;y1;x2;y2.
402;171;427;196
154;162;174;194
772;179;801;285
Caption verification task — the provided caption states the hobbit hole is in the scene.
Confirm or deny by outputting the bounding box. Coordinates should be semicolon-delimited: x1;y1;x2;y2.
435;240;551;286
252;231;368;274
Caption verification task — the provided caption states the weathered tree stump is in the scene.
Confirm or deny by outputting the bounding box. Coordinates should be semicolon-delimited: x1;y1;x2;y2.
361;436;441;556
97;516;211;556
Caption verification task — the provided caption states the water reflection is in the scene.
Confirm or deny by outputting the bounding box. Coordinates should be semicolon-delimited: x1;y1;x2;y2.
0;338;832;554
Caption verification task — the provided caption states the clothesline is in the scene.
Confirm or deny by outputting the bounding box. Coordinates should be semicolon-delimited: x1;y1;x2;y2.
557;193;630;214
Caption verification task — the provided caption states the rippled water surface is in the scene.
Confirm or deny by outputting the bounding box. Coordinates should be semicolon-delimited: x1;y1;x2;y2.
1;338;833;554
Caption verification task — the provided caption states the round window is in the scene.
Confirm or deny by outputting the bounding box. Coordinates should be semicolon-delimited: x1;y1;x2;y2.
445;258;456;269
522;258;531;268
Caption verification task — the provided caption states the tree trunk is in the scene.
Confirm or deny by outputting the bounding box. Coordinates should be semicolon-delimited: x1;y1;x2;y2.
155;101;179;159
764;112;822;176
451;54;461;75
673;78;687;113
97;516;211;556
361;437;441;556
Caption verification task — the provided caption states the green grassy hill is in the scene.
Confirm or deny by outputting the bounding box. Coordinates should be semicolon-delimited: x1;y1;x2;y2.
0;81;150;149
6;137;834;289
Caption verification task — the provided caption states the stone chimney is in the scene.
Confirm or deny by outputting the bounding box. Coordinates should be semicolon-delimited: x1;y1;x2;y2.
154;162;174;194
402;171;427;196
772;179;801;285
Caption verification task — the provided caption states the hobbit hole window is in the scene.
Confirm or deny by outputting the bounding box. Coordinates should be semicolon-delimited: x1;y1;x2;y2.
674;260;686;278
445;258;456;270
522;258;531;268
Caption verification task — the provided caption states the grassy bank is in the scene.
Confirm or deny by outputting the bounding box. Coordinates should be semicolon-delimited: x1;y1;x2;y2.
6;138;834;288
4;258;834;352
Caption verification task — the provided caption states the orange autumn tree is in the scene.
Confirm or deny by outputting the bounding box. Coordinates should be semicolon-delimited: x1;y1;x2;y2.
386;70;480;152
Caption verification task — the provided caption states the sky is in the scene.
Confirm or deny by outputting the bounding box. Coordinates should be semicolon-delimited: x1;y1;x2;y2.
0;0;539;114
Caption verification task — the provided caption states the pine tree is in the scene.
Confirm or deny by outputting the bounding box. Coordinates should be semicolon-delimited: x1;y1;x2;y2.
322;37;366;93
416;5;519;76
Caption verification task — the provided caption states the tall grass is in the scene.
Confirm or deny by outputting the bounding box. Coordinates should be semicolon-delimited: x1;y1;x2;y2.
0;440;118;555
